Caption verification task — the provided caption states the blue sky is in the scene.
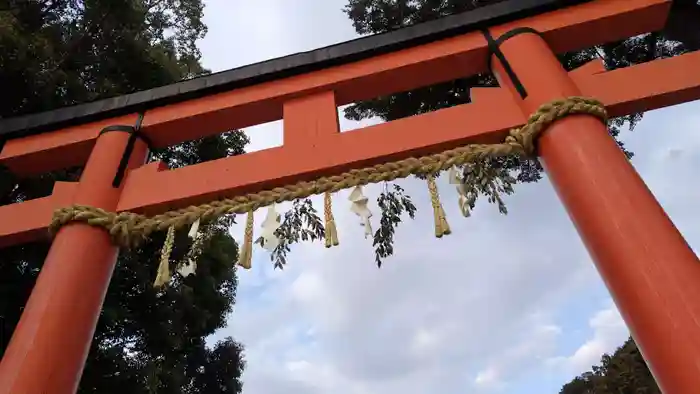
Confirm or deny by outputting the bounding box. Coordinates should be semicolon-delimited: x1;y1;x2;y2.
198;1;700;393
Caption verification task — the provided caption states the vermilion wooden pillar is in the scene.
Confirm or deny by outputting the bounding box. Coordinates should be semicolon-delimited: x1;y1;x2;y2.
0;130;149;394
489;29;700;393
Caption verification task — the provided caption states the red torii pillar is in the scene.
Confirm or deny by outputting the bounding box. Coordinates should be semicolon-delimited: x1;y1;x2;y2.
488;28;700;392
0;130;149;394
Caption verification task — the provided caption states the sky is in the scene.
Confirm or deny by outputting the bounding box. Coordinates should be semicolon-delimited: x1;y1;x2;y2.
197;1;700;393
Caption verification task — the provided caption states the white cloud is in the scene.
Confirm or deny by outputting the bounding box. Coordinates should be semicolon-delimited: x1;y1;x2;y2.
569;306;628;371
220;167;608;394
198;1;700;393
200;0;358;71
473;323;563;391
547;302;629;375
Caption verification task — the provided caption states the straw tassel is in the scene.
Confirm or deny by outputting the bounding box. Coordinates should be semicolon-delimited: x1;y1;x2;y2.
324;191;339;248
154;225;176;288
237;211;254;269
427;175;451;238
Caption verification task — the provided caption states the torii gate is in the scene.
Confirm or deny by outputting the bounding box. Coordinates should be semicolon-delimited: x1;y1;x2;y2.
1;0;699;392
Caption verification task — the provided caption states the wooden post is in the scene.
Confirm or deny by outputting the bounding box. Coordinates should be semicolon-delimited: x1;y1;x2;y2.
489;29;700;393
0;129;149;394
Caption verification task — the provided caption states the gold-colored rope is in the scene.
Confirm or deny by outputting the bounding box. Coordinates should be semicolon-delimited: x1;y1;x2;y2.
427;175;451;238
153;225;175;287
237;211;254;269
324;191;339;248
49;97;606;248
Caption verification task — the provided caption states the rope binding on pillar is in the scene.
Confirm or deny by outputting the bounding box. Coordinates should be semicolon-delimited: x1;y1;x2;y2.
98;112;154;187
48;96;607;286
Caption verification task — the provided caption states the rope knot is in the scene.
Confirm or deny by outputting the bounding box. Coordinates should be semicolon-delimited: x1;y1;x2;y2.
109;212;144;248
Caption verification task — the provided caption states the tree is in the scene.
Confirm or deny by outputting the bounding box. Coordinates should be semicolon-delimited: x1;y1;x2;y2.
0;1;247;392
342;0;692;265
665;0;700;52
559;337;660;394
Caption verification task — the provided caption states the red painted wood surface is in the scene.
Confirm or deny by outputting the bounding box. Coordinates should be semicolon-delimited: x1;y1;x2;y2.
2;49;700;246
0;0;669;176
491;29;700;394
0;133;149;394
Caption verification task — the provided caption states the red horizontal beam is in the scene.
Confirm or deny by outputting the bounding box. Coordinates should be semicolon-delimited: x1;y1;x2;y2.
577;50;700;117
0;182;76;248
0;97;521;245
0;114;140;176
0;0;669;176
116;49;700;214
1;49;698;247
472;50;700;118
119;88;522;215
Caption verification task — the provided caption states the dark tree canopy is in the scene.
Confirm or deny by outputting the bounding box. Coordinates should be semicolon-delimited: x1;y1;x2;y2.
0;1;246;392
342;0;693;266
559;337;660;394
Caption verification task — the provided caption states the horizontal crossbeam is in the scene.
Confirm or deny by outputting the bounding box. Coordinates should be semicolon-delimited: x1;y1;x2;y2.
115;50;700;213
0;0;668;176
0;182;76;247
2;48;699;247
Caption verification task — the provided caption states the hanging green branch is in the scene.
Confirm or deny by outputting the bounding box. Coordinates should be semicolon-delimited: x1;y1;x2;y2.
458;157;517;216
372;183;417;267
256;198;325;269
370;159;516;267
252;186;418;269
251;167;512;270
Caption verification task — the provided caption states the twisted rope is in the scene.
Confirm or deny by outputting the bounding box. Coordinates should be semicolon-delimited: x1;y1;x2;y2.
324;191;339;248
427;175;451;238
49;96;606;248
236;211;254;269
153;225;175;287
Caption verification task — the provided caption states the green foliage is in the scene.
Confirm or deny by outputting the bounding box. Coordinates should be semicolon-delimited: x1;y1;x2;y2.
257;198;326;269
342;0;692;266
253;184;418;269
0;0;209;117
252;184;418;268
459;159;517;216
374;184;416;267
665;0;700;52
0;1;246;392
560;337;660;394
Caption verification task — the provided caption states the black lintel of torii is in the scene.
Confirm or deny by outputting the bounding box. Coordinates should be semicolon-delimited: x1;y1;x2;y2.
0;0;591;141
0;0;697;144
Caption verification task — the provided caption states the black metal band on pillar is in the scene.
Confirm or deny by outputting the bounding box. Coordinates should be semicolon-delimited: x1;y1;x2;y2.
98;112;152;188
481;27;545;100
495;27;545;46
